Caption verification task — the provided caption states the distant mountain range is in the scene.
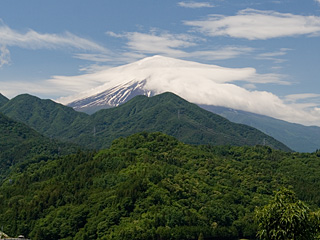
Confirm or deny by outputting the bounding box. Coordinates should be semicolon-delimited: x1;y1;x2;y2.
200;105;320;153
54;56;319;152
0;92;290;151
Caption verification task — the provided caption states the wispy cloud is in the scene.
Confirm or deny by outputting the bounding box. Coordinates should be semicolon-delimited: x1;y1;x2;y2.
184;9;320;40
247;73;289;85
0;45;10;67
0;20;108;68
258;48;291;58
0;21;106;51
256;48;291;63
285;93;320;103
74;53;112;62
178;1;214;8
107;30;255;61
107;31;198;57
189;46;255;60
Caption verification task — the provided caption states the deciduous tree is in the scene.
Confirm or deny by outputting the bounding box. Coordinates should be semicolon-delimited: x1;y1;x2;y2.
255;188;320;240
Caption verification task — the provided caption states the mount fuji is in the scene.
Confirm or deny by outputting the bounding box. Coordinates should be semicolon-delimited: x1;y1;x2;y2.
56;55;320;152
58;55;318;127
59;55;259;114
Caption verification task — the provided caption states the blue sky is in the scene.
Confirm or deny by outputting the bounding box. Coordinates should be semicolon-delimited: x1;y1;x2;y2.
0;0;320;125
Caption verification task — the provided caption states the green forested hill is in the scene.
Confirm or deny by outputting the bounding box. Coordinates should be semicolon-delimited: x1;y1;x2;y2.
89;93;290;150
0;93;9;107
0;112;78;178
0;92;290;151
0;132;319;240
0;94;89;139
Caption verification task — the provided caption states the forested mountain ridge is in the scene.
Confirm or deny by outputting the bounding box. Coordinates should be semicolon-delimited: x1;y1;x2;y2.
0;132;319;240
0;93;90;139
0;93;9;107
89;92;290;150
0;112;78;178
0;92;290;151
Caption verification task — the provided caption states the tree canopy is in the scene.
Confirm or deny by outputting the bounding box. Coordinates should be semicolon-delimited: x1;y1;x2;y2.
1;132;320;239
255;188;320;240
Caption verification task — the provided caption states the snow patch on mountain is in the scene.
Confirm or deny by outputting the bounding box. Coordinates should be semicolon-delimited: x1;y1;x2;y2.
68;79;154;112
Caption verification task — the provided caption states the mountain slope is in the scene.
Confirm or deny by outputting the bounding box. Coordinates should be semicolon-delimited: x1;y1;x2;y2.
201;105;320;153
0;112;77;178
1;92;290;151
0;94;90;141
68;79;153;114
0;93;9;107
88;92;290;151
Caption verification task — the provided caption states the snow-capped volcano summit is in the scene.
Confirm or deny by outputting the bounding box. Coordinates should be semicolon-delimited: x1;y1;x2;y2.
56;55;319;127
58;55;257;113
66;79;153;113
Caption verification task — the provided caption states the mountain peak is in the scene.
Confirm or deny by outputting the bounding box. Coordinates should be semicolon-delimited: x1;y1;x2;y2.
134;55;195;67
59;55;234;111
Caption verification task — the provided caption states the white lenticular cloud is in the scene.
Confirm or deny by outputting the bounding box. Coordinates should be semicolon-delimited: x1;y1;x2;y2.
52;56;319;126
178;1;214;8
184;9;320;40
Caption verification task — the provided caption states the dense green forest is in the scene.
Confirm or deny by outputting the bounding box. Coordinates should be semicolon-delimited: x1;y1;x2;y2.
0;113;78;178
0;92;290;151
1;132;320;240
